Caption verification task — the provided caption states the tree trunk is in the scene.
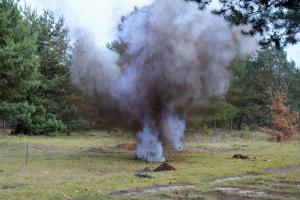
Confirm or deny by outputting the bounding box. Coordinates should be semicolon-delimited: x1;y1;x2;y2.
276;135;282;142
3;120;5;132
237;114;244;130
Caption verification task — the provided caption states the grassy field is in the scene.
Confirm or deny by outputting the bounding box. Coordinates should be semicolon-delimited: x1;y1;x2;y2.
0;131;299;200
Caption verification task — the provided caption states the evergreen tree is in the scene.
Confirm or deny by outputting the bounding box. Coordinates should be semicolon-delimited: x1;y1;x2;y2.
27;11;80;135
214;0;300;47
188;0;300;47
0;2;87;135
287;66;300;114
227;46;295;129
0;0;39;134
188;99;239;130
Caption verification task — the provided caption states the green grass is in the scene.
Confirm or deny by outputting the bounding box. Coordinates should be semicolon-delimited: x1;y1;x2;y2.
0;131;299;199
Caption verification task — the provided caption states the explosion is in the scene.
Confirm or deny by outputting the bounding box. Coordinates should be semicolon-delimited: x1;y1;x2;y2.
71;0;258;162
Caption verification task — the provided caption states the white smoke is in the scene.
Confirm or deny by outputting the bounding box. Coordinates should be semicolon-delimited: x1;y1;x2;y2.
71;0;259;162
72;31;120;97
161;113;186;151
137;117;165;162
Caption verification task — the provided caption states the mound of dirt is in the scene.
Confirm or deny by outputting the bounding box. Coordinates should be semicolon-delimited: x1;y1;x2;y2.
153;162;176;172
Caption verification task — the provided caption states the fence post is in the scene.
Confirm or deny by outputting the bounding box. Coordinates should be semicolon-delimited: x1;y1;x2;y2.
26;144;29;167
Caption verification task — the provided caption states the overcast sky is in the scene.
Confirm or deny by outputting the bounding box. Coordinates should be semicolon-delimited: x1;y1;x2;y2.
23;0;300;67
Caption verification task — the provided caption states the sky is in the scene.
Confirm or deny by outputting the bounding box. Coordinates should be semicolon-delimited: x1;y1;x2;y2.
22;0;300;67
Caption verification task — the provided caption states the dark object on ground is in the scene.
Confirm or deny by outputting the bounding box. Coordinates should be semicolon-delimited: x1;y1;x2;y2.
1;184;24;190
108;129;119;134
134;171;153;179
233;154;249;160
153;162;176;172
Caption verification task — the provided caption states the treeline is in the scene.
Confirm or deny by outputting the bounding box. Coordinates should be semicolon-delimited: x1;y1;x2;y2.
1;0;299;135
188;47;300;130
0;0;89;135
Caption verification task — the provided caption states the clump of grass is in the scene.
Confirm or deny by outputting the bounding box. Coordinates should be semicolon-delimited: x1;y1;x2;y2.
49;131;59;137
201;126;213;136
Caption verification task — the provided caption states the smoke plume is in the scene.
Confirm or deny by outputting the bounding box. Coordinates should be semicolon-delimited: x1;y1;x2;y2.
71;0;258;162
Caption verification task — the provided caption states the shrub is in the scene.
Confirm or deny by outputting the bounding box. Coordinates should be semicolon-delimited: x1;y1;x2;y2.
261;91;299;142
202;126;213;136
240;126;251;138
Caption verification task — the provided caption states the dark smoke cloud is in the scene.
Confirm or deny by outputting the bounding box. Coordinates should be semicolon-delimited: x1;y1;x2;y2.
71;0;258;162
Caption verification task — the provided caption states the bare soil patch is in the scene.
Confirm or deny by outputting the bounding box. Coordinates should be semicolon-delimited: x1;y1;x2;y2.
86;143;137;153
214;186;300;199
113;143;137;151
215;187;270;198
212;176;252;183
209;191;260;200
110;184;194;197
261;180;300;189
87;143;241;154
30;144;56;151
265;164;300;174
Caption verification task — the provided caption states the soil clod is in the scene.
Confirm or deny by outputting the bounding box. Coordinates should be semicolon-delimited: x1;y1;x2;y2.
153;162;176;172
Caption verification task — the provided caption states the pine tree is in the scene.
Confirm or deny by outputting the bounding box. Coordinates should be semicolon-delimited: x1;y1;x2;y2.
213;0;300;47
0;0;39;133
188;0;300;47
27;11;79;135
227;46;295;129
287;67;300;118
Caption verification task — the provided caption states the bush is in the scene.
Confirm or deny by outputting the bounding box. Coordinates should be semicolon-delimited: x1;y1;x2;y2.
202;126;213;136
240;126;251;138
261;92;299;141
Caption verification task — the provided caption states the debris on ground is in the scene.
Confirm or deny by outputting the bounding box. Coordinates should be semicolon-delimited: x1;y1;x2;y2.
233;154;250;160
1;183;25;190
153;162;176;172
108;129;119;134
134;171;154;179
